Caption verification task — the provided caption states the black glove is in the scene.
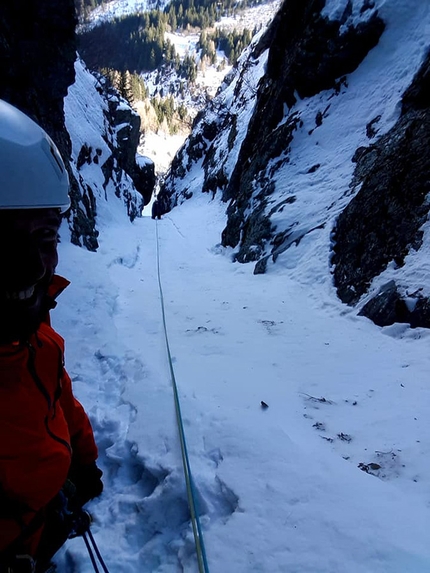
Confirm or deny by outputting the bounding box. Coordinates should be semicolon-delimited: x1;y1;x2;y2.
0;485;30;519
0;554;37;573
68;461;103;507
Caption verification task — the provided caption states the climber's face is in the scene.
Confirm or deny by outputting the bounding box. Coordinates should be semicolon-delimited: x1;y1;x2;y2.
0;208;61;343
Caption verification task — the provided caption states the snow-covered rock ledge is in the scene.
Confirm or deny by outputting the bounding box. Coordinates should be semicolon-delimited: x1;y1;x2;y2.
64;58;156;250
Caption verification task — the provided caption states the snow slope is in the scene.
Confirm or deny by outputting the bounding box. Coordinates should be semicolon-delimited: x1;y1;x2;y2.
55;1;430;571
53;190;430;572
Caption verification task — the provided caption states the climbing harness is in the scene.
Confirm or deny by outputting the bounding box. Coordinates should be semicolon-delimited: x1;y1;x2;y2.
59;482;109;573
155;221;210;573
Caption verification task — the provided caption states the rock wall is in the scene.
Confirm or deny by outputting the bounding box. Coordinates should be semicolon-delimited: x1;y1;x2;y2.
221;0;384;262
161;0;385;267
332;51;430;327
160;0;430;329
0;0;76;170
110;97;156;207
64;61;155;249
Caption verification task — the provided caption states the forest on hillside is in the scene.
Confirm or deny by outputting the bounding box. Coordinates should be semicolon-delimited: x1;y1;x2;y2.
76;0;260;134
75;0;105;19
75;0;265;22
78;0;261;76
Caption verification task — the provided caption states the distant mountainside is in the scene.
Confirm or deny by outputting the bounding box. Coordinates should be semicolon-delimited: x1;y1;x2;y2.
77;0;279;148
76;0;168;25
77;0;265;77
160;0;430;329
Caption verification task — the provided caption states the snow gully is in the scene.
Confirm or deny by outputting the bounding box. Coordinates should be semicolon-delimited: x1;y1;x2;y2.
155;220;210;573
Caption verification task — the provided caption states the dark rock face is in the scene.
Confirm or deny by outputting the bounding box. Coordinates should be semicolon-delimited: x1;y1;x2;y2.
262;0;384;113
0;0;101;248
0;0;77;156
0;1;92;238
358;281;409;327
220;0;384;262
0;1;154;251
358;281;430;330
221;112;299;263
333;50;430;327
108;98;155;207
160;0;429;330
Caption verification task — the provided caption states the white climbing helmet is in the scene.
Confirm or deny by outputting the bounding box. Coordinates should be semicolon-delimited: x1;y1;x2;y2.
0;99;70;212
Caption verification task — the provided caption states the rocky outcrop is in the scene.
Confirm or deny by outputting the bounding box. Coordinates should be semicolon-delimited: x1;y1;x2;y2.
220;0;384;262
161;0;385;264
65;61;154;246
68;75;154;250
108;96;155;207
332;50;430;327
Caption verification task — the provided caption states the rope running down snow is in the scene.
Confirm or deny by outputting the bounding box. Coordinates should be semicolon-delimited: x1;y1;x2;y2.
155;220;210;573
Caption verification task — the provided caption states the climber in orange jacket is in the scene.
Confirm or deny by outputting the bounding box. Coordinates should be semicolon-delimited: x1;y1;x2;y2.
0;100;103;572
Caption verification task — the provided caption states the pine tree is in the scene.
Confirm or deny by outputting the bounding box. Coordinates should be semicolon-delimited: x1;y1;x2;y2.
119;70;134;103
